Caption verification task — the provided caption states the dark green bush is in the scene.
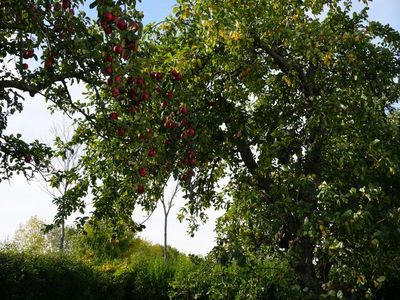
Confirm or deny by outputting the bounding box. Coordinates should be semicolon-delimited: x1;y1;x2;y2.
0;249;193;300
0;251;116;300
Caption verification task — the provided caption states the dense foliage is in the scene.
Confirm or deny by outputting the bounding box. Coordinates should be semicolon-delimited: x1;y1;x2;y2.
1;0;400;298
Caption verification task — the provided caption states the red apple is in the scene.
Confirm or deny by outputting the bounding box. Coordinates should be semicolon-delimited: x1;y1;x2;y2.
137;184;145;194
126;41;138;52
129;21;139;32
103;12;113;22
148;148;156;157
139;167;147;177
62;0;70;10
117;127;126;137
141;91;150;101
104;26;112;35
180;118;187;127
135;77;144;86
112;88;120;97
187;126;195;137
22;63;29;70
179;106;188;115
164;139;172;146
23;49;34;59
117;19;127;30
24;155;32;163
171;69;182;80
45;58;53;68
166;90;173;99
109;112;118;120
104;66;113;75
162;100;168;109
128;89;137;101
105;54;113;62
113;44;123;54
114;75;122;84
188;149;196;158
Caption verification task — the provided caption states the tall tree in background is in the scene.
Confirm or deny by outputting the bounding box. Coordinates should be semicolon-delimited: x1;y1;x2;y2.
160;180;179;261
37;120;81;251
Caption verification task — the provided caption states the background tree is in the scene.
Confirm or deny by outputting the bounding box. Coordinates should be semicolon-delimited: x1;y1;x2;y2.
36;120;81;251
8;215;72;254
160;180;179;261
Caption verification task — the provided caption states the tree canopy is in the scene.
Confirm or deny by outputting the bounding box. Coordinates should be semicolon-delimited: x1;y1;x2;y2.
1;0;400;298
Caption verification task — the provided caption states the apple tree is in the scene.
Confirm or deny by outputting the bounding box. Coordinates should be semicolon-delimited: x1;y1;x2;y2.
68;0;400;297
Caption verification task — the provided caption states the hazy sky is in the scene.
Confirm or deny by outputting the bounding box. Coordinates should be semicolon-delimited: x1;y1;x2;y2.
0;0;399;255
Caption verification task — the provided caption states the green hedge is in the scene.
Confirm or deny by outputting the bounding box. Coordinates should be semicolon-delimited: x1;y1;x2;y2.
0;251;182;300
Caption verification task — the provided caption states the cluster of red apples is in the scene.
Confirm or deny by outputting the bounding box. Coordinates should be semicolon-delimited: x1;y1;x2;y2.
21;0;76;71
99;2;197;194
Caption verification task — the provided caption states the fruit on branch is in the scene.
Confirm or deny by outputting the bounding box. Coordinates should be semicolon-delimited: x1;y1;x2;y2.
109;112;118;120
126;41;138;52
22;49;34;59
150;71;163;80
113;44;124;54
147;148;156;157
139;167;148;177
128;89;137;101
105;54;113;62
117;127;126;137
62;0;70;10
141;91;150;101
111;87;120;97
103;12;113;22
129;21;139;32
137;184;145;194
135;77;144;86
179;105;188;115
171;69;182;81
117;19;127;30
187;126;195;137
180;118;187;127
114;75;122;84
104;65;113;75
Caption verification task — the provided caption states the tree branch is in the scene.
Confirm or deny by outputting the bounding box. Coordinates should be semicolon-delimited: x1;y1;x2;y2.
255;39;314;98
0;71;90;97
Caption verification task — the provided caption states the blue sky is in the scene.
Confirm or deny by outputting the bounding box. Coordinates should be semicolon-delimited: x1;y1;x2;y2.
0;0;399;255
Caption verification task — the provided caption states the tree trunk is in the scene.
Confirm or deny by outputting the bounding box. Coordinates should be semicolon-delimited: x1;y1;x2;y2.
163;213;168;262
59;221;65;251
293;236;323;298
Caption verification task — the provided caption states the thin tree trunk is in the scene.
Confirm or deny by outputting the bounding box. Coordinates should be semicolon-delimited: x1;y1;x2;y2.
60;220;65;251
163;214;168;261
